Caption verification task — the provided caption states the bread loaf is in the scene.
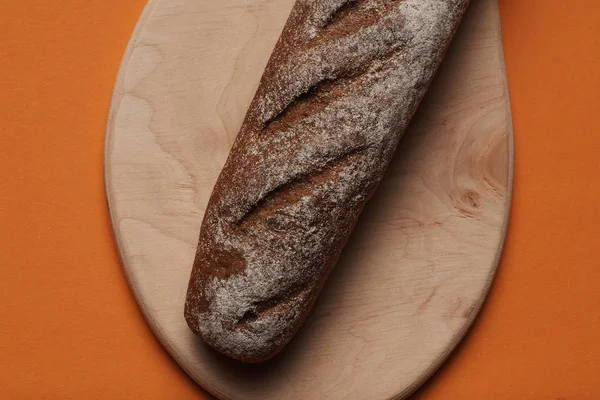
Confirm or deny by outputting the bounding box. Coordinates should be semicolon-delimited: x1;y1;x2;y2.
185;0;469;362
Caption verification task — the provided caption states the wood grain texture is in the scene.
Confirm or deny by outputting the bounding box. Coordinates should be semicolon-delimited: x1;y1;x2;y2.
104;0;513;398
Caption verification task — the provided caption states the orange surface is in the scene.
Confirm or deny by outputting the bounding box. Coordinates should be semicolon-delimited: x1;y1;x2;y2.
1;0;599;398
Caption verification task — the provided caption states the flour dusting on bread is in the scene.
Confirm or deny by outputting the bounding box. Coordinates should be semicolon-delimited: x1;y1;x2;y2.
185;0;470;362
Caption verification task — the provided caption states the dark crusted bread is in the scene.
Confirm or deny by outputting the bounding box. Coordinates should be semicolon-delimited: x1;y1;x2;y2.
185;0;470;363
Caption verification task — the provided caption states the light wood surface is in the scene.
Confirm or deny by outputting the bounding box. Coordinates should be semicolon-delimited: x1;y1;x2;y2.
104;0;513;398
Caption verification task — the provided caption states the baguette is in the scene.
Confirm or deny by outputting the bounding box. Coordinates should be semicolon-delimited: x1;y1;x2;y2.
185;0;470;362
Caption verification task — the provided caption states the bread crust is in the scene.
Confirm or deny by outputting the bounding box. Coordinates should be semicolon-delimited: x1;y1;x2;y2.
185;0;469;362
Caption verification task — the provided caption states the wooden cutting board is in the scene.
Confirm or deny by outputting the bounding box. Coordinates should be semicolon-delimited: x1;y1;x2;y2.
105;0;513;398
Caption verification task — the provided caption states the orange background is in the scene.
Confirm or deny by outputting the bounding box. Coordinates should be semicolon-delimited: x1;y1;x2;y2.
1;0;599;398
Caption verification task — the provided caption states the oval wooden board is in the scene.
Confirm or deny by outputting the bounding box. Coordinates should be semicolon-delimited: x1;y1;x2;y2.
105;0;513;398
